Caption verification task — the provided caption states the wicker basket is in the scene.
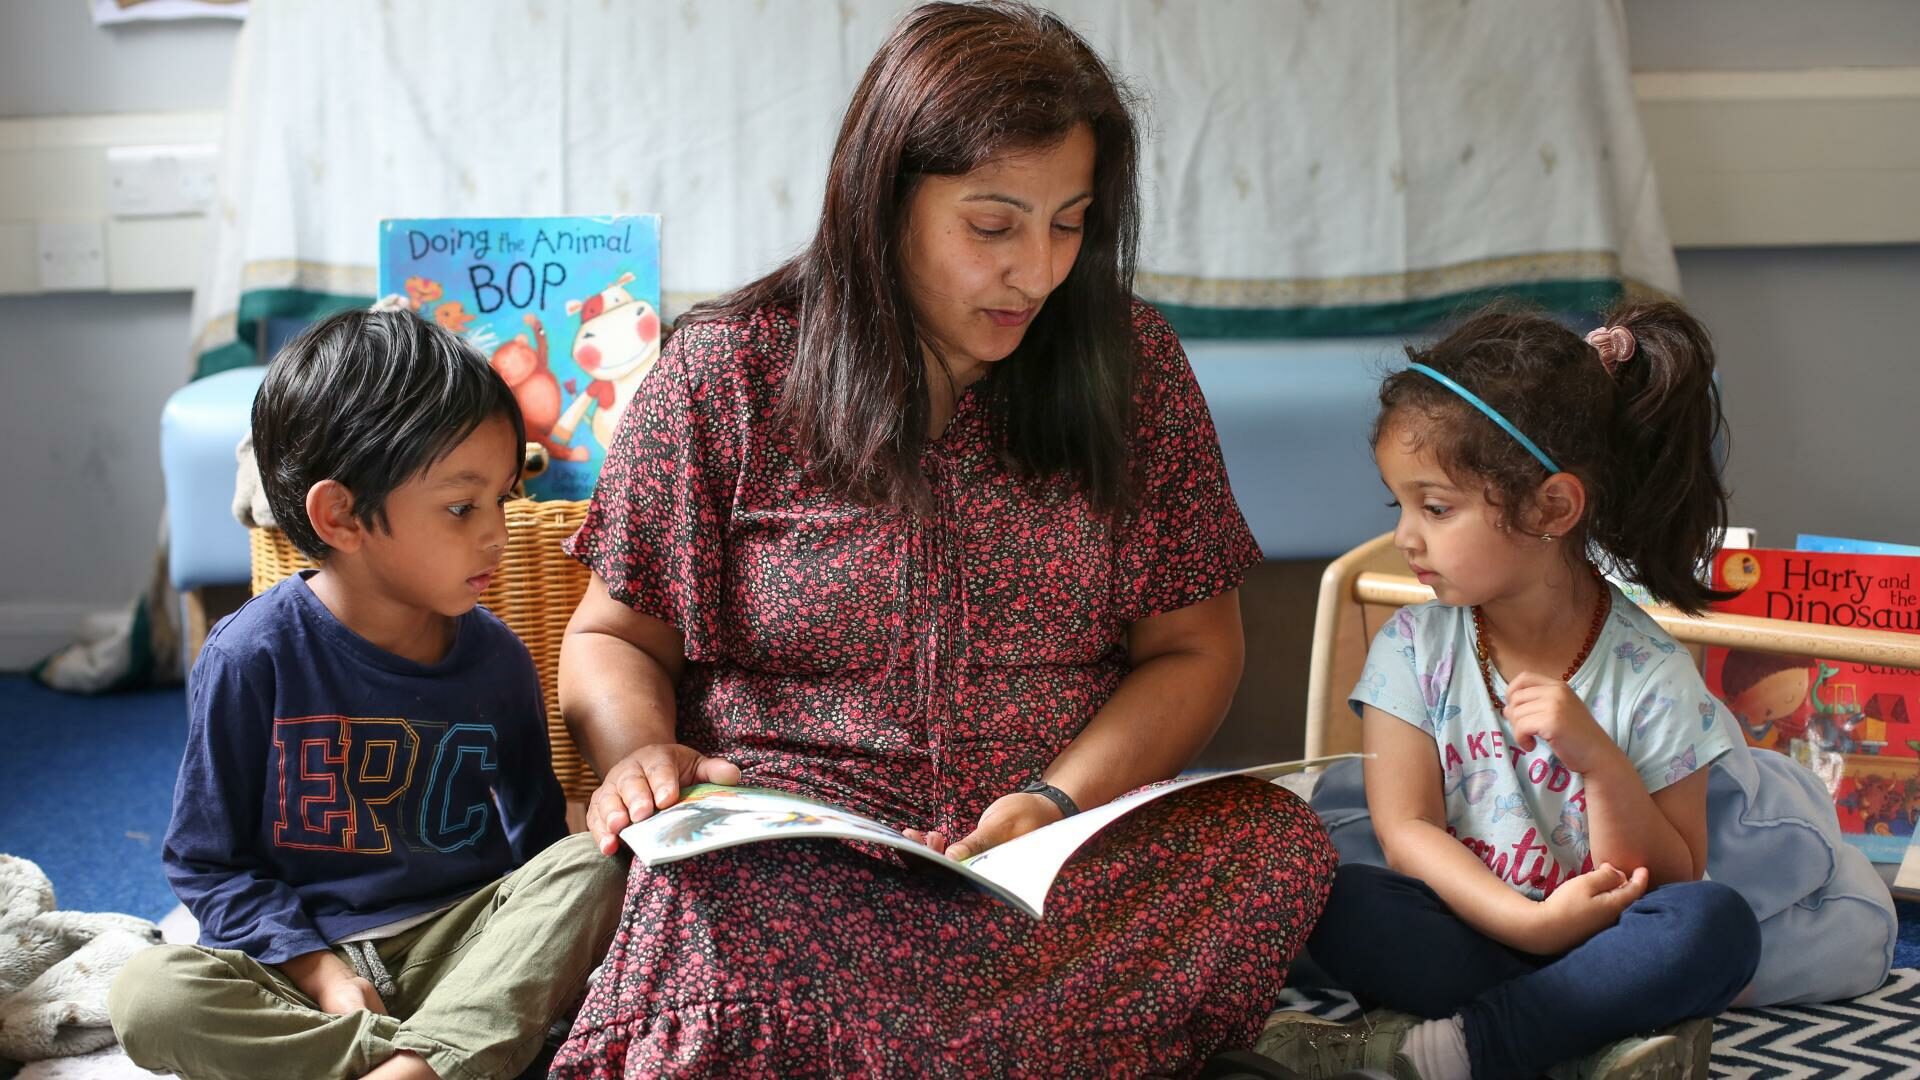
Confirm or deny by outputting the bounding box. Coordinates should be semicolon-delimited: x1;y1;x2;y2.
249;498;598;799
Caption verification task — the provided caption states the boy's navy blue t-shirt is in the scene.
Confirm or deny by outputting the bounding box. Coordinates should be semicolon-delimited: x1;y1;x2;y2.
165;571;570;964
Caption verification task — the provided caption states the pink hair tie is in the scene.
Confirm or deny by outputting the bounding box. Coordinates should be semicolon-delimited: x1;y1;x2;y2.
1586;325;1636;372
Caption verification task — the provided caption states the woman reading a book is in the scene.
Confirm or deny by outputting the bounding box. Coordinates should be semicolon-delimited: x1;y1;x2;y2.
549;3;1338;1075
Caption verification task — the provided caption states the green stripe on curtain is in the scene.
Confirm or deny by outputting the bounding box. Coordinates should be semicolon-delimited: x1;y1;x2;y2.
195;279;1625;378
1157;279;1625;339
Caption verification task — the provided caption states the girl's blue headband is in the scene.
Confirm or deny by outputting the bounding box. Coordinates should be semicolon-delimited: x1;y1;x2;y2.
1406;363;1560;474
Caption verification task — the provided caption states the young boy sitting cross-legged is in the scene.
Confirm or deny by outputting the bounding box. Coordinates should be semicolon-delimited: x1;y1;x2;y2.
108;309;627;1080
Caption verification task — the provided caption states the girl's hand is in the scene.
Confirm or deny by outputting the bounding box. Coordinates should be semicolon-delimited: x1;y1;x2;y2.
585;743;741;855
944;791;1067;861
1524;862;1648;954
1503;673;1620;775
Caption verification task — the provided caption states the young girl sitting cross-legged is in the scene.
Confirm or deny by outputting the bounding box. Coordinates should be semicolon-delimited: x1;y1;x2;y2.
1259;302;1762;1080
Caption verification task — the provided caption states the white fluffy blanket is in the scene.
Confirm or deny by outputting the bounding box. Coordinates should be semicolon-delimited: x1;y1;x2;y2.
0;856;160;1062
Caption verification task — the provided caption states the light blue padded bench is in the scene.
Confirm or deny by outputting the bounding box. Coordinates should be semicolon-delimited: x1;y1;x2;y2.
1183;338;1398;560
158;338;1401;661
161;365;266;659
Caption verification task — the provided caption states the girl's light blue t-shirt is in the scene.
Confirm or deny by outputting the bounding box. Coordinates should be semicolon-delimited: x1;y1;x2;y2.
1349;584;1736;900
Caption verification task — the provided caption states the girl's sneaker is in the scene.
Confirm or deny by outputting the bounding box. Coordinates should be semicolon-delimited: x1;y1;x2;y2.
1258;1011;1713;1080
1553;1018;1714;1080
1253;1009;1424;1079
1198;1048;1399;1080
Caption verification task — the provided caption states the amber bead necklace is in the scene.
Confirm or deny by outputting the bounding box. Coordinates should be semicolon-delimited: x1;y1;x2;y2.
1472;567;1610;710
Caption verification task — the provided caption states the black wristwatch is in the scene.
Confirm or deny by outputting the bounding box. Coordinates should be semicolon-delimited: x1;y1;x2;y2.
1015;778;1080;818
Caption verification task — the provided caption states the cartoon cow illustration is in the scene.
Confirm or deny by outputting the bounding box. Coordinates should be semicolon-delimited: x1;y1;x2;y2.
551;271;662;453
491;314;589;463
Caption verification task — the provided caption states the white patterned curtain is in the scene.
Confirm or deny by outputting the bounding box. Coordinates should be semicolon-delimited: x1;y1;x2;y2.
190;0;1675;377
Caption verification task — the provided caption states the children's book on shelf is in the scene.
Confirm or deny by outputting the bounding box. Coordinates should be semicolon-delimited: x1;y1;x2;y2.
1702;546;1920;865
1796;534;1920;557
620;755;1359;919
378;215;663;501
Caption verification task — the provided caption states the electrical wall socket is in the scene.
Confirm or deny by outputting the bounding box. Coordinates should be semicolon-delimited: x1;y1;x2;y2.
36;220;108;291
106;143;220;218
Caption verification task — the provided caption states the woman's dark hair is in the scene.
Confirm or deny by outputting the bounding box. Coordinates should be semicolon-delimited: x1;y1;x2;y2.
685;0;1141;512
1373;299;1732;614
253;308;526;560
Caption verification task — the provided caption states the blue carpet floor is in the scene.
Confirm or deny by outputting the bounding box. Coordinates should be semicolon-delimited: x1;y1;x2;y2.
3;668;1919;968
0;673;186;920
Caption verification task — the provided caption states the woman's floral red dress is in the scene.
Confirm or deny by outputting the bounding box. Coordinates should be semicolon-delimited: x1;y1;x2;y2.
551;301;1336;1078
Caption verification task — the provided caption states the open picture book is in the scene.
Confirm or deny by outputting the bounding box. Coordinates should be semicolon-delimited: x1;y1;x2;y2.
619;754;1360;919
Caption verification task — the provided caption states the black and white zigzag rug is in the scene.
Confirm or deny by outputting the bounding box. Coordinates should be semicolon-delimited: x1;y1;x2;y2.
1710;968;1920;1078
1270;968;1920;1078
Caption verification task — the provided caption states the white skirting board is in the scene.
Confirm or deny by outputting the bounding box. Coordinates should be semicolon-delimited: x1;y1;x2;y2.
0;603;111;673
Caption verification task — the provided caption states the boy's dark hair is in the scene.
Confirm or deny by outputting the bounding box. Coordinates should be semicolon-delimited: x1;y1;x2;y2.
1374;299;1732;614
1720;650;1812;701
252;308;526;560
687;0;1140;515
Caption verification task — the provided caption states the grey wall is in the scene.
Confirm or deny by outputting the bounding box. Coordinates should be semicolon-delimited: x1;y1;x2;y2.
1622;0;1920;548
1680;246;1920;547
0;5;237;665
1622;0;1920;71
0;2;238;117
0;292;192;599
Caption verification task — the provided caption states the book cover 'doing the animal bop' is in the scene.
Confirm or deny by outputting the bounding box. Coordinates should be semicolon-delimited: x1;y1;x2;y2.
379;215;663;502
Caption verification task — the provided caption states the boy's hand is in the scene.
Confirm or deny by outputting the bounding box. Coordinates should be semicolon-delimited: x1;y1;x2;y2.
1522;862;1647;954
944;790;1065;861
316;975;388;1017
587;743;741;855
1503;673;1621;775
281;949;388;1016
